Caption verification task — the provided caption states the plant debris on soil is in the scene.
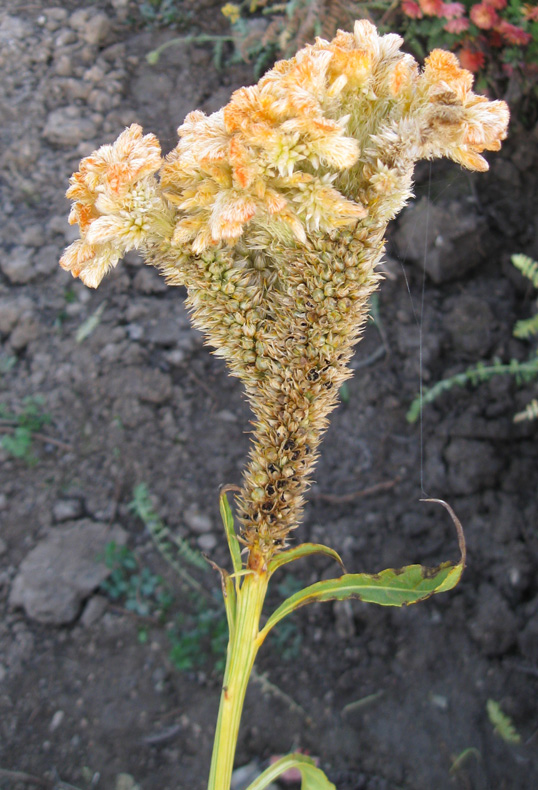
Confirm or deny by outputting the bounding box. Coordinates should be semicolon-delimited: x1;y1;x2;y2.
1;2;537;790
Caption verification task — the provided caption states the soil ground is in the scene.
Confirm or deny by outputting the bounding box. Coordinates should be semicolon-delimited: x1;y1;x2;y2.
1;3;537;790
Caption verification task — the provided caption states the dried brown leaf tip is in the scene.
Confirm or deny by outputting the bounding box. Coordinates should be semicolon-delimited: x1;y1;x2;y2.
61;22;508;564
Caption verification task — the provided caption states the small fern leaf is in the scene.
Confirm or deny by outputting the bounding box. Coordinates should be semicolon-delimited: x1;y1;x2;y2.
514;311;538;340
486;699;521;744
514;398;538;423
512;254;538;288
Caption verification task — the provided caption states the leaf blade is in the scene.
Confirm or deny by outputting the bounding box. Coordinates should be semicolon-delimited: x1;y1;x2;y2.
260;499;465;641
219;490;243;576
245;754;335;790
268;543;345;576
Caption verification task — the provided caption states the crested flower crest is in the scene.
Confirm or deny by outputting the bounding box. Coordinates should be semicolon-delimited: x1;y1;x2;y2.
61;21;508;561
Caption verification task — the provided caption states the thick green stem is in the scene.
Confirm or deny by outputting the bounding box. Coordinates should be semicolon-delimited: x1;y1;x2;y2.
207;570;269;790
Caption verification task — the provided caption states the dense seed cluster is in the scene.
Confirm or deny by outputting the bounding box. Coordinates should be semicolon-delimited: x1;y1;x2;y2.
60;21;509;565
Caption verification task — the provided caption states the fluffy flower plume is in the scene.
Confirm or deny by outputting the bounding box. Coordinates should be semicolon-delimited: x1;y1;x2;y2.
60;125;174;287
61;22;508;565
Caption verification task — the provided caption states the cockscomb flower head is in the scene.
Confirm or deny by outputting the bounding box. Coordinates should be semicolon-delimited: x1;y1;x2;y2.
60;125;174;288
60;22;508;565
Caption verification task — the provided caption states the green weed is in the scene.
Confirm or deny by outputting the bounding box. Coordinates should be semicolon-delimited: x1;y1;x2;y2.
408;254;538;424
99;541;172;619
169;602;228;672
487;699;521;744
0;396;52;464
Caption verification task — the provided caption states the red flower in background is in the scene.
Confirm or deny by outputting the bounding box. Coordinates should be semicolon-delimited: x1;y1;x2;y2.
484;0;507;10
470;3;500;29
458;47;486;71
444;17;470;33
401;0;423;17
496;20;532;45
418;0;445;15
441;2;465;19
488;29;504;48
522;4;538;22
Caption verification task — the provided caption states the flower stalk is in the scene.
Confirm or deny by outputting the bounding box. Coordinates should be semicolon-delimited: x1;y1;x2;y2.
59;20;508;789
207;570;269;790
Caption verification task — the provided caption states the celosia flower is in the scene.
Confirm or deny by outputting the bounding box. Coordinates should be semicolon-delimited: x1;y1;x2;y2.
470;3;500;29
444;17;470;33
401;0;423;18
458;47;486;72
60;125;174;288
440;2;465;19
522;4;538;22
495;20;532;45
419;0;445;15
61;22;508;563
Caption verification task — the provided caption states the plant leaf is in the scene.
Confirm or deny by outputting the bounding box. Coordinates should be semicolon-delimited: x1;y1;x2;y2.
486;699;521;744
245;753;335;790
76;300;107;343
260;499;465;641
268;543;345;576
219;490;243;575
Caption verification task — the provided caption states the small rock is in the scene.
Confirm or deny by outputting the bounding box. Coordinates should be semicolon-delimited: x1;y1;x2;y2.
444;438;503;495
518;598;538;662
48;214;79;244
88;89;115;113
132;267;167;294
43;106;97;146
443;295;495;357
53;499;83;522
80;594;108;627
10;316;41;352
393;198;487;284
46;7;68;22
131;72;174;106
9;520;127;625
115;774;141;790
0;296;31;335
216;409;237;423
20;224;45;247
468;584;517;656
1;246;35;284
197;534;217;552
54;54;73;76
184;506;213;534
145;317;186;347
49;710;64;732
34;244;61;277
82;13;111;46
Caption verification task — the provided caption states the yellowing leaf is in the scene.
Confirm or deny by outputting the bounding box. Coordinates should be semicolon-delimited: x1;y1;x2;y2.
219;490;243;575
245;753;335;790
259;499;465;642
268;543;345;576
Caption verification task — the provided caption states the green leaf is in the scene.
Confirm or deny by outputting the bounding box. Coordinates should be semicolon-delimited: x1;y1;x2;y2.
76;301;107;343
260;499;465;641
268;543;345;576
219;490;243;575
487;699;521;744
245;753;335;790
